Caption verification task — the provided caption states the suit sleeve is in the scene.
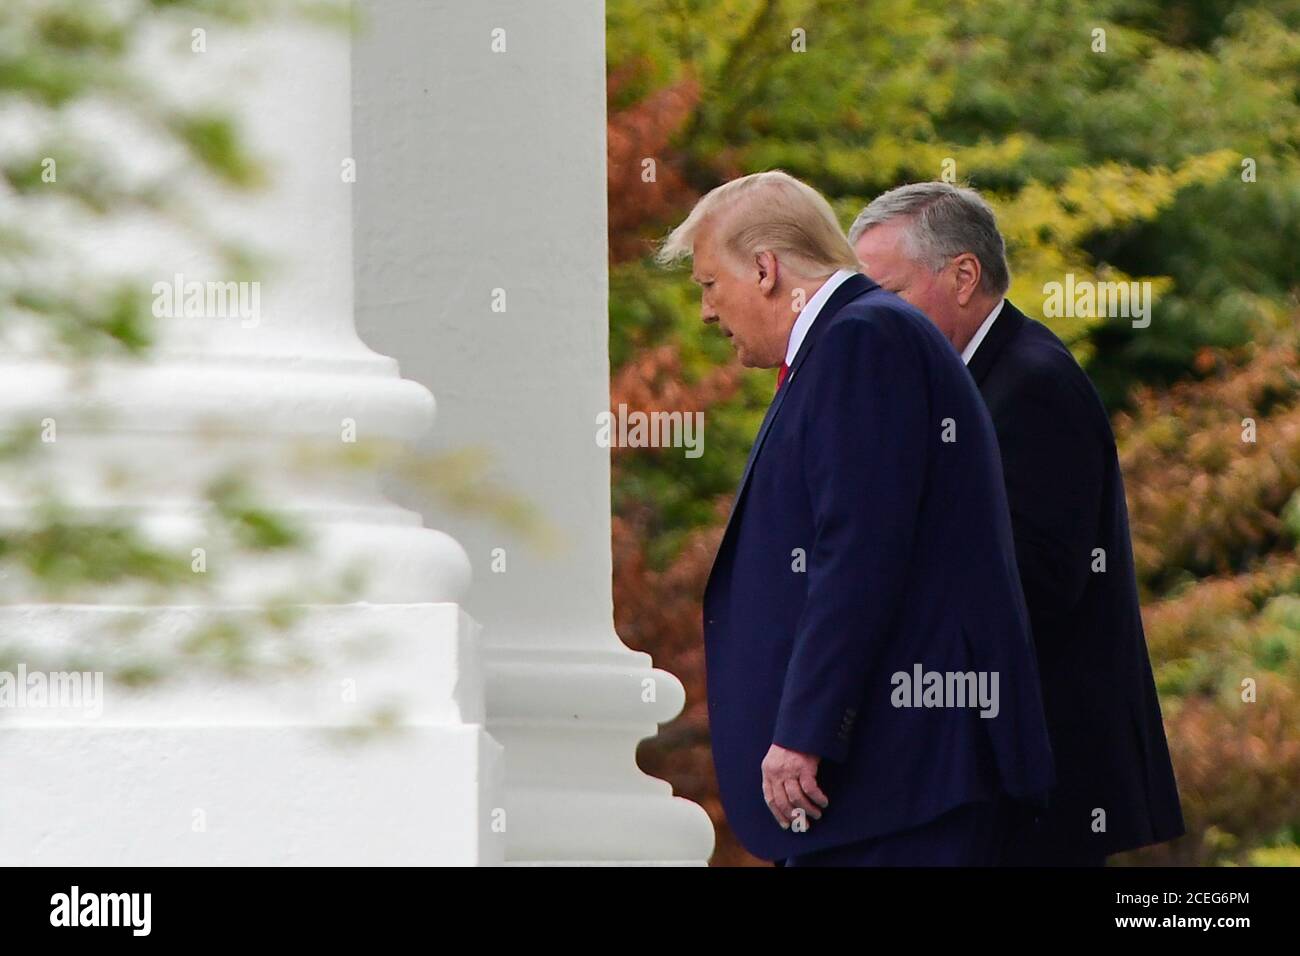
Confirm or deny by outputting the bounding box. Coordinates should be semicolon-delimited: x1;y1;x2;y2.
994;367;1105;624
770;315;929;762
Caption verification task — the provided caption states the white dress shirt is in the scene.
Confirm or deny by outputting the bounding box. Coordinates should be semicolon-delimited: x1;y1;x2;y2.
783;268;859;371
960;298;1005;365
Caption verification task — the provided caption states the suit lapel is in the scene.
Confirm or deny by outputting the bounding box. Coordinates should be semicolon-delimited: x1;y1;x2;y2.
720;273;877;533
967;300;1026;386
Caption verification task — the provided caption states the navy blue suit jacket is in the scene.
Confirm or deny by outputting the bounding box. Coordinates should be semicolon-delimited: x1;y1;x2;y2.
970;302;1184;861
703;273;1055;861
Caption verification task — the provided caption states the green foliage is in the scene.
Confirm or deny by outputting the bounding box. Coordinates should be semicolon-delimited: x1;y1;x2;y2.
0;0;346;356
207;476;304;552
14;283;155;357
168;112;267;189
0;502;191;596
611;0;1300;866
609;0;1300;405
0;0;345;692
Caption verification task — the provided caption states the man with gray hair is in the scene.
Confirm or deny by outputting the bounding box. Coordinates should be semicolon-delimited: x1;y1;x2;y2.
662;171;1054;866
851;182;1185;866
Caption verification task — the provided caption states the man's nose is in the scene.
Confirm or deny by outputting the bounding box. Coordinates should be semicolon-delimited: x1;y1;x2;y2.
701;303;718;324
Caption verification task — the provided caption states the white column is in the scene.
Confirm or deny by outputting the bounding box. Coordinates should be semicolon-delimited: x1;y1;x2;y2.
353;1;714;863
0;17;502;864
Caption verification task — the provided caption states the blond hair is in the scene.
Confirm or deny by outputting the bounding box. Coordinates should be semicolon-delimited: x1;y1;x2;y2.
656;170;859;277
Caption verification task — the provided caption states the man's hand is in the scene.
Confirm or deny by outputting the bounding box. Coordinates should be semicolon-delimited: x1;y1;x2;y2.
761;743;829;829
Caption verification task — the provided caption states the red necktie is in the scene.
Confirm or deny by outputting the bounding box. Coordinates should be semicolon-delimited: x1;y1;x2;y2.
776;361;790;392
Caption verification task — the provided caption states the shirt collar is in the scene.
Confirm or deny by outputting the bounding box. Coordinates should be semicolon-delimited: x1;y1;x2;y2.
960;298;1005;365
783;268;858;366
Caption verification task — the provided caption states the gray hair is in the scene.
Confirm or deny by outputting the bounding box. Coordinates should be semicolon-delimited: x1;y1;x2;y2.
848;182;1010;296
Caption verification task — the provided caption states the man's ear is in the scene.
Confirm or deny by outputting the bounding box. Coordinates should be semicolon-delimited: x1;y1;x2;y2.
952;252;982;307
755;250;779;296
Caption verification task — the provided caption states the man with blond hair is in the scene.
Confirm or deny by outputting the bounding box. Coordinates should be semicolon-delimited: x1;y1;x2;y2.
661;171;1054;866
